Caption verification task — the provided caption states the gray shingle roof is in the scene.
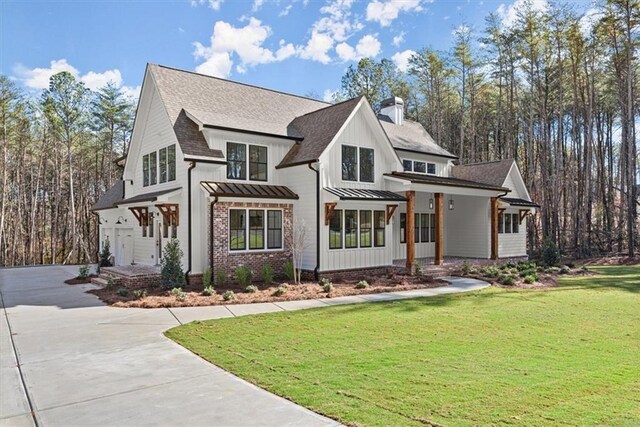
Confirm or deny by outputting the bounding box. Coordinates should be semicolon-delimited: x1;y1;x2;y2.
149;64;328;159
451;159;515;188
379;116;458;159
92;180;125;211
278;96;363;168
201;181;298;199
387;172;510;192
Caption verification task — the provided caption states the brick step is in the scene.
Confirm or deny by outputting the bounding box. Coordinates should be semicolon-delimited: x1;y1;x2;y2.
90;277;109;287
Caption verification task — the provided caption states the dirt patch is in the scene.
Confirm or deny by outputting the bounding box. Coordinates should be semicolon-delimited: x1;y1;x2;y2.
581;256;640;266
64;275;97;285
88;274;448;308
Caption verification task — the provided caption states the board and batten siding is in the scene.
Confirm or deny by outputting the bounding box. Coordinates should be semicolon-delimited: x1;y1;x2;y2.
498;208;527;257
392;191;438;261
445;195;491;258
396;152;452;177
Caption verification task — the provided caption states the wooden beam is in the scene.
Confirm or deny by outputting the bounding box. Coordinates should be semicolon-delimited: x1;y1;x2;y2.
324;202;337;226
519;209;529;224
435;193;444;265
128;206;148;226
385;204;398;224
491;197;499;260
156;203;180;226
405;191;415;269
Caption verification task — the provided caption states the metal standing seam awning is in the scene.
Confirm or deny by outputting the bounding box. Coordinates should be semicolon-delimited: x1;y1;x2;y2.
201;181;299;199
499;197;540;208
324;187;407;202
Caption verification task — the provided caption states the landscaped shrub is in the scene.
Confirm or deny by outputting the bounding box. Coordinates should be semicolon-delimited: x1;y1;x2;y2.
235;265;252;287
523;275;537;284
171;287;187;301
559;265;571;274
106;273;117;289
202;267;213;289
283;260;294;281
215;270;226;287
245;285;258;293
319;277;331;286
99;240;112;268
272;285;288;296
161;239;186;289
202;286;215;296
78;263;90;279
413;262;423;276
222;290;235;301
262;263;274;285
321;280;333;293
355;280;369;289
461;260;471;275
116;288;129;297
519;268;537;278
481;266;500;278
132;289;147;299
546;266;561;274
542;239;561;266
498;275;516;286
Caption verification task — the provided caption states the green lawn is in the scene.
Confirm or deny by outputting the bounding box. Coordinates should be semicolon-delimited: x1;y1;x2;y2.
166;266;640;426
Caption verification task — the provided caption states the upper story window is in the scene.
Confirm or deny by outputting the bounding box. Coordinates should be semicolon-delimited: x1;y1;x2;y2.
227;142;267;181
402;159;412;172
143;144;176;187
342;145;374;182
401;159;436;175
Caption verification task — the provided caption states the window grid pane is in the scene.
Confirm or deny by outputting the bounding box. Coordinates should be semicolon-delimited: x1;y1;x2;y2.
329;210;343;249
248;210;264;249
512;214;519;233
249;145;268;181
414;161;426;173
374;211;385;247
167;145;176;181
427;163;436;174
498;213;504;234
402;159;412;172
359;148;374;183
421;213;429;242
159;148;167;183
505;213;512;234
414;213;420;243
360;211;372;248
142;154;149;187
430;214;436;242
345;210;358;248
149;152;157;185
229;209;246;250
227;142;247;180
267;210;282;249
342;146;358;181
400;213;406;243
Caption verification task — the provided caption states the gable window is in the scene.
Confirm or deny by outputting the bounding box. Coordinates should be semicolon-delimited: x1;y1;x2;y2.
227;142;246;180
359;148;374;182
167;145;176;181
342;146;358;181
427;163;436;175
414;161;426;173
402;159;412;172
230;208;282;251
149;152;157;185
159;148;167;183
345;210;358;248
249;145;268;181
142;154;150;187
360;211;372;247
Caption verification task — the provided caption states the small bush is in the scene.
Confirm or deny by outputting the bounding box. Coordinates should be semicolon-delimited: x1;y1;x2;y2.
215;270;226;287
319;277;332;286
461;260;471;275
580;265;589;273
355;280;369;289
202;268;213;288
283;260;294;281
542;239;561;267
559;265;571;274
235;265;252;287
171;287;187;301
116;288;129;297
106;273;117;289
222;290;235;301
481;266;500;278
202;286;215;296
245;285;258;293
262;263;274;285
99;240;112;267
78;263;90;279
161;239;185;289
322;282;334;293
499;275;516;286
272;285;288;296
546;266;561;274
519;268;537;278
132;289;147;299
523;275;537;284
414;262;423;276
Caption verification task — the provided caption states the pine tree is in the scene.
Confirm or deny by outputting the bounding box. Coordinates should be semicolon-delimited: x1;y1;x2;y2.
161;239;185;289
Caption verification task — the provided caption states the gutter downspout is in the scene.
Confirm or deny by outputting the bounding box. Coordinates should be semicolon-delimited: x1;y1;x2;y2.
209;197;218;276
308;162;320;281
185;161;196;286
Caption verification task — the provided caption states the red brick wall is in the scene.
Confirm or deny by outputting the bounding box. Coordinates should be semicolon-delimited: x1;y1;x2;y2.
210;201;293;282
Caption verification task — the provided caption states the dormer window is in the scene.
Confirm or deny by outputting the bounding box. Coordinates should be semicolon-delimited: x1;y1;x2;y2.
227;142;267;181
401;159;436;175
342;145;374;183
402;159;412;172
143;144;175;187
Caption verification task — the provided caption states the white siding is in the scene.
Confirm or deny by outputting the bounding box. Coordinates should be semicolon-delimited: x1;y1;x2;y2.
283;164;318;271
392;192;436;261
396;152;452;177
499;208;527;257
445;195;491;258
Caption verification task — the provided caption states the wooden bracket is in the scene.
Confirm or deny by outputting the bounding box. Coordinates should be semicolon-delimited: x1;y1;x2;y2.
498;208;506;215
324;202;337;225
156;203;180;226
386;204;398;224
519;209;529;224
128;206;149;226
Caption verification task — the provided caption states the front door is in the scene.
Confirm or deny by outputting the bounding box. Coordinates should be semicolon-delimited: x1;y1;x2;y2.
115;228;134;265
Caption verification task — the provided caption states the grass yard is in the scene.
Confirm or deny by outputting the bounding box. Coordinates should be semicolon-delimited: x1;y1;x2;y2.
166;266;640;426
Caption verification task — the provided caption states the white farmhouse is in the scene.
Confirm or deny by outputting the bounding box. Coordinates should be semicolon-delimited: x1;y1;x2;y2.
92;64;538;283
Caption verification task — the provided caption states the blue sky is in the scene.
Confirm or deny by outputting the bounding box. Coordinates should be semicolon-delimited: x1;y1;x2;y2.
2;0;590;101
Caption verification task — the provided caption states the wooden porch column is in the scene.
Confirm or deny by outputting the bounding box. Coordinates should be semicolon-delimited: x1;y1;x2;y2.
490;196;499;260
434;193;444;265
405;191;415;269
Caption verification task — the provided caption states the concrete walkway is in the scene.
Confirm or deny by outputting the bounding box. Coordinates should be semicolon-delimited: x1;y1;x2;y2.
0;265;489;427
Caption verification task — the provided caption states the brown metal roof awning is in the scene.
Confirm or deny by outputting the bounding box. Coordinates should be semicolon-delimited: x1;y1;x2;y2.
117;188;182;206
201;181;299;200
500;197;540;208
324;187;407;202
386;172;510;192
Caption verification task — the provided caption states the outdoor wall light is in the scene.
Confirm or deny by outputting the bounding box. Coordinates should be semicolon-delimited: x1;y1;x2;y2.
449;197;454;210
115;216;127;225
429;198;434;210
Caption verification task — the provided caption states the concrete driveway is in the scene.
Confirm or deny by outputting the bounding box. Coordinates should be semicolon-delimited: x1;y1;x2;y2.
0;265;488;426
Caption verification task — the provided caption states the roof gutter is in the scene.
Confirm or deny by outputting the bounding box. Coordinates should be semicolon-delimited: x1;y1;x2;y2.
185;161;196;287
308;162;320;281
209;196;218;275
201;123;302;142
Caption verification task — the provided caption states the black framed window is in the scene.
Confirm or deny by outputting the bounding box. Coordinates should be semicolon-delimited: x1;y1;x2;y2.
430;213;436;242
248;210;264;250
329;210;343;249
505;213;512;234
414;161;426;173
498;213;504;234
142;154;149;187
149;151;157;185
427;163;436;175
249;145;267;181
167;145;176;181
267;210;282;249
374;211;385;247
163;220;169;238
512;214;519;233
359;148;374;182
360;211;372;247
345;210;358;248
420;213;429;242
159;147;167;183
229;209;246;250
414;213;420;243
402;159;412;172
342;145;358;181
171;223;177;239
400;213;406;243
227;142;247;180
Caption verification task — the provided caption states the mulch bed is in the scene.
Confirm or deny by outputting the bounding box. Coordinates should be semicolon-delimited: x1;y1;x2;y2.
88;274;448;308
581;256;640;266
64;275;97;285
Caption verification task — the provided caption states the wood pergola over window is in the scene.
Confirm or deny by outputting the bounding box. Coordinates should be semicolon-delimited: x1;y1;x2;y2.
155;203;180;227
128;206;149;226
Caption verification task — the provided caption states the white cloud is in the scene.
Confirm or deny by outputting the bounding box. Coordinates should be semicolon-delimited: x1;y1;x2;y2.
13;59;79;90
193;17;294;78
279;4;292;16
496;0;548;28
443;15;450;20
579;7;600;36
323;89;337;103
336;34;381;62
191;0;223;11
392;31;405;47
366;0;423;27
81;69;122;91
252;0;265;12
299;30;334;63
120;85;141;100
391;49;415;72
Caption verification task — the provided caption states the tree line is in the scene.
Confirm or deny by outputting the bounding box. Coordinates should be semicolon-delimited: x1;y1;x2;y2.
338;0;638;258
